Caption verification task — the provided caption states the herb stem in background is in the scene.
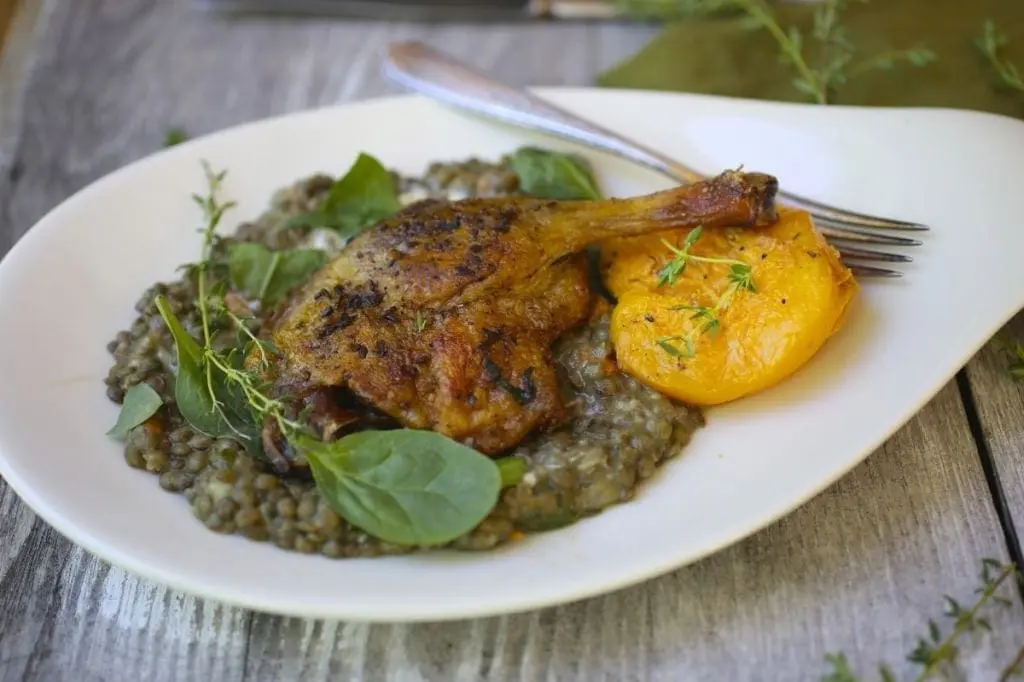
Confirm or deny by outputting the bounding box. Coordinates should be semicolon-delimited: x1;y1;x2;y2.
1000;644;1024;682
977;20;1024;94
822;559;1022;682
700;0;934;104
909;561;1015;680
733;0;827;103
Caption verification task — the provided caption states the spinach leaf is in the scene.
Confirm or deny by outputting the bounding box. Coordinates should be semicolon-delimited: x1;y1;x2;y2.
508;147;603;200
297;429;501;546
107;383;163;441
288;153;401;241
227;243;326;306
154;295;257;442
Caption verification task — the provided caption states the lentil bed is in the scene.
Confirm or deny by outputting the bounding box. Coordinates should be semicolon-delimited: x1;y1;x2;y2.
104;154;704;558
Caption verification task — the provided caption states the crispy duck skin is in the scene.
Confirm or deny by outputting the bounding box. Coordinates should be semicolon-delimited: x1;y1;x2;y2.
268;170;779;455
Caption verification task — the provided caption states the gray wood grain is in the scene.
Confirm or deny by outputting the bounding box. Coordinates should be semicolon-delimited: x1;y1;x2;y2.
1;1;1023;680
966;315;1024;547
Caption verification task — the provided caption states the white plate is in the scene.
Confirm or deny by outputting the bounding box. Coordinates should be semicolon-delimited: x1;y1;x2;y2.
1;90;1023;622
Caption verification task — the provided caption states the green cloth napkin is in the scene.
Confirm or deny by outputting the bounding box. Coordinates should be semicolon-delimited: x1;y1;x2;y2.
598;0;1024;119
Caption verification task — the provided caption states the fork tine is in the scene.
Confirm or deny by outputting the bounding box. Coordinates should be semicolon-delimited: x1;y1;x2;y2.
835;246;913;263
782;191;929;231
813;215;930;232
849;264;904;278
819;226;923;247
811;214;933;232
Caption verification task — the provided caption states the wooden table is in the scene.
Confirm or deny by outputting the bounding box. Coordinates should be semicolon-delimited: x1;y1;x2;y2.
2;1;1024;680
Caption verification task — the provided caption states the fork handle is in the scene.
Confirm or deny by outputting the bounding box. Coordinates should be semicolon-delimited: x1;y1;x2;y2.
383;41;703;185
383;41;926;232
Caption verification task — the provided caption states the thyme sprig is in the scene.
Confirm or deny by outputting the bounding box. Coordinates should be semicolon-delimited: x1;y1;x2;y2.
976;20;1024;94
186;162;301;439
656;226;754;288
655;226;756;358
732;0;934;104
192;164;236;427
822;559;1022;681
614;0;934;104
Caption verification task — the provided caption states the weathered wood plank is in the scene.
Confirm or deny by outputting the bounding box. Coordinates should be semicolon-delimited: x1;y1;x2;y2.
966;314;1024;549
0;0;1023;680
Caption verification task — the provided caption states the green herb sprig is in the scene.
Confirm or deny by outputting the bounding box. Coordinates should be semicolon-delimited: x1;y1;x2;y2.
976;20;1024;94
734;0;934;104
616;0;934;104
822;559;1022;682
152;163;295;446
655;226;756;359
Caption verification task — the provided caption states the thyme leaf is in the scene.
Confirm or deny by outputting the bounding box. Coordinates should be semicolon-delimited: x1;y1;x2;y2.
656;337;687;358
657;226;704;287
728;262;757;292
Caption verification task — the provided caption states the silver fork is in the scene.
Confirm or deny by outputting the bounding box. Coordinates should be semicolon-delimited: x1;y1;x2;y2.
383;41;925;278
